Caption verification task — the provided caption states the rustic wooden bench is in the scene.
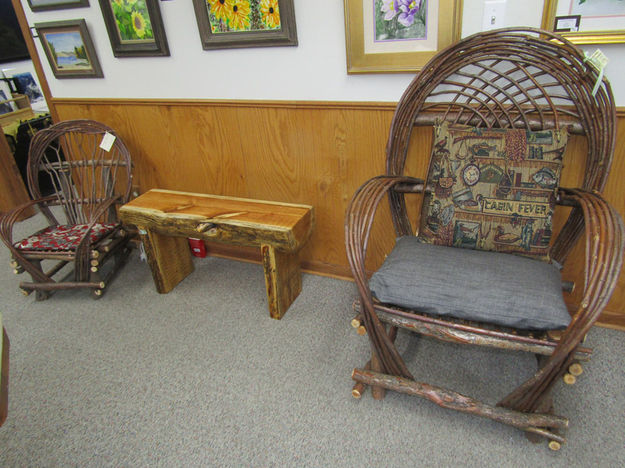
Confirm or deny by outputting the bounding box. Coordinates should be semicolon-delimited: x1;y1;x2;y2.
119;189;314;319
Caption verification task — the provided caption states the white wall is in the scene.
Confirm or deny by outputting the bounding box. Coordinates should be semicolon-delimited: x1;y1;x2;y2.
18;0;625;104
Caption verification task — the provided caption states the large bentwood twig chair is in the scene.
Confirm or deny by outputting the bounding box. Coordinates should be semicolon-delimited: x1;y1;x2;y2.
345;28;624;449
0;120;134;300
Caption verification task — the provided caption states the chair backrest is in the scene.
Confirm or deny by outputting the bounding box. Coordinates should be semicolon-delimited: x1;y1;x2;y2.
386;28;616;261
27;119;133;225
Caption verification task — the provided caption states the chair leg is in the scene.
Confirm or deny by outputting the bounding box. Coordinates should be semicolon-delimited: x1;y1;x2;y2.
370;351;386;400
22;259;52;301
35;289;51;301
522;354;562;447
90;242;132;299
356;326;399;401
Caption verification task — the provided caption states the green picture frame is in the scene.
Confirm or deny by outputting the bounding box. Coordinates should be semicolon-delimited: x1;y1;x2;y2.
98;0;169;57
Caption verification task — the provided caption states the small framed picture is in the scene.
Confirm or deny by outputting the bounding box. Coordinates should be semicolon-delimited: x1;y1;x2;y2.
35;20;103;79
192;0;297;50
542;0;625;44
28;0;89;12
98;0;169;57
554;15;581;33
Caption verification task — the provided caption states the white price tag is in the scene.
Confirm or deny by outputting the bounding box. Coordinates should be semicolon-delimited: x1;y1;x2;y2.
584;49;609;97
585;49;609;71
99;132;116;152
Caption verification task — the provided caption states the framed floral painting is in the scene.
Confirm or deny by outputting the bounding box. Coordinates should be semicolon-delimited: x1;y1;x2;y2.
35;19;103;79
28;0;89;12
192;0;298;50
98;0;169;57
344;0;463;74
542;0;625;44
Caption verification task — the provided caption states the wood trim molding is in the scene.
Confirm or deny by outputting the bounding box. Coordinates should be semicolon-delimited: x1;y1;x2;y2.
50;97;625;116
50;97;399;112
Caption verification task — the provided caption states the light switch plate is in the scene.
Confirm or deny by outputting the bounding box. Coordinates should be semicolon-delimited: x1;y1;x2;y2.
482;1;506;31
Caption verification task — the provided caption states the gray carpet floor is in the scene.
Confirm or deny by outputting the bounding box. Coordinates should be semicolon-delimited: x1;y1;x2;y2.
0;212;624;467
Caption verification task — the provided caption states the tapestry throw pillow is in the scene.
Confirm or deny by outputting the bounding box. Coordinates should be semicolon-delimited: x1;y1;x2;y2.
419;122;568;261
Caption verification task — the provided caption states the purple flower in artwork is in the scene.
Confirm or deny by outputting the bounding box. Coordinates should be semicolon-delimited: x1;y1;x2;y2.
381;0;399;21
397;0;422;27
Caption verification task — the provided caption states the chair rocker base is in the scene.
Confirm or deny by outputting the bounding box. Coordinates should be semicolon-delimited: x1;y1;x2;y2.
15;233;133;300
351;367;568;447
349;301;591;449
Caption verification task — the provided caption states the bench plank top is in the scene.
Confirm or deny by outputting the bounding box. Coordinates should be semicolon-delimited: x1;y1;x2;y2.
120;189;314;252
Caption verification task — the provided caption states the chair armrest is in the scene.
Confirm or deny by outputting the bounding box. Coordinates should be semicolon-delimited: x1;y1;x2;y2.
0;195;57;248
345;175;423;379
557;188;624;333
500;188;624;412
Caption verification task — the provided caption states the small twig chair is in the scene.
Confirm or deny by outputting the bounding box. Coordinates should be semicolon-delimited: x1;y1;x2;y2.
0;119;134;300
345;28;624;449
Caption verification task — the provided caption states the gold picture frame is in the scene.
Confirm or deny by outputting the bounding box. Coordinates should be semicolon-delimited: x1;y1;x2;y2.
541;0;625;44
344;0;463;74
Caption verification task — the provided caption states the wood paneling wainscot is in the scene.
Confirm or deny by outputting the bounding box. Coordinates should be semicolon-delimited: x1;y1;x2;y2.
51;98;625;330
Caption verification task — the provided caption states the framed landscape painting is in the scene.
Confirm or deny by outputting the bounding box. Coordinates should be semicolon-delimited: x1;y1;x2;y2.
344;0;463;73
28;0;89;12
35;20;103;78
98;0;169;57
192;0;298;50
542;0;625;44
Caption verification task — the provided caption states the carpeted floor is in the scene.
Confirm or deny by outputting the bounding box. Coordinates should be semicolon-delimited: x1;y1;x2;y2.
0;211;624;467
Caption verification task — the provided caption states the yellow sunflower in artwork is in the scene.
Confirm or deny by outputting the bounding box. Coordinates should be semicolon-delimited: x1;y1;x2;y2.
131;11;147;38
208;0;234;23
260;0;280;29
229;0;251;31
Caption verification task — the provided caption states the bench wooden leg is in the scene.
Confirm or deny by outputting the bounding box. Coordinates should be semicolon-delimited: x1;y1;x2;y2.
139;228;194;293
261;244;302;319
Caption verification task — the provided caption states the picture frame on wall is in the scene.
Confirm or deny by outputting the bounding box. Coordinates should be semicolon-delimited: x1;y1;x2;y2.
344;0;463;74
192;0;298;50
28;0;89;12
542;0;625;44
35;19;103;79
98;0;170;57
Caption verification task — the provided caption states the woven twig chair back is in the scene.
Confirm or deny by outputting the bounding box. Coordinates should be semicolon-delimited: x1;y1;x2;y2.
386;28;616;262
27;120;133;225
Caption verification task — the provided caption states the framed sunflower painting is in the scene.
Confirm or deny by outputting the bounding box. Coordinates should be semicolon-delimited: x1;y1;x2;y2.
98;0;169;57
192;0;298;49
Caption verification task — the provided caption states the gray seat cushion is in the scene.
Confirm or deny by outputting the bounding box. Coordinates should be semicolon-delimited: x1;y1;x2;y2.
369;236;571;330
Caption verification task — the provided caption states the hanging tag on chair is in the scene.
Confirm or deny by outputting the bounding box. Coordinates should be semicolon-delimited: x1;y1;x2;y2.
99;132;116;152
584;49;608;97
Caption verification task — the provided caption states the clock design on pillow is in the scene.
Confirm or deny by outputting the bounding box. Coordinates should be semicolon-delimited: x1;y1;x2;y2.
462;163;480;186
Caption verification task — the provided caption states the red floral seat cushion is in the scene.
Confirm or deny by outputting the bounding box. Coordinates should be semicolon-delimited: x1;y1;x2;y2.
14;223;117;252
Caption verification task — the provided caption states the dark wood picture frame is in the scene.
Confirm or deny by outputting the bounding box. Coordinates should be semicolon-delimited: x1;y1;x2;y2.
192;0;297;50
28;0;89;12
35;19;103;79
98;0;169;57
